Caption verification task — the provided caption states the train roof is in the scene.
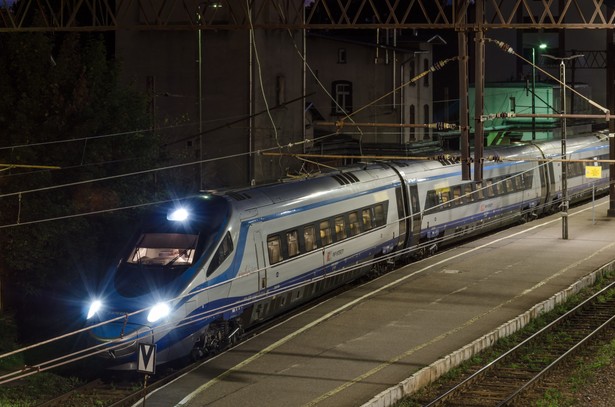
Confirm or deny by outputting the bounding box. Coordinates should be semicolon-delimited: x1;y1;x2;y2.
220;161;400;212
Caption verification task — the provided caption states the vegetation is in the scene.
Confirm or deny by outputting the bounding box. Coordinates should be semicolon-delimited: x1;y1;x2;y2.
0;27;161;345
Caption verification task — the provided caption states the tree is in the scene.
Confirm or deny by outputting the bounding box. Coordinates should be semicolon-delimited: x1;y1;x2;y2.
0;30;160;339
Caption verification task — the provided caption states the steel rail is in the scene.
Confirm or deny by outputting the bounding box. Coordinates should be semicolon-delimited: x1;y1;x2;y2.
423;278;615;406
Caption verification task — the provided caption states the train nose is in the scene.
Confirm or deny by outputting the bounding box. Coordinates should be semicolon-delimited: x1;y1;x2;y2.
90;322;154;359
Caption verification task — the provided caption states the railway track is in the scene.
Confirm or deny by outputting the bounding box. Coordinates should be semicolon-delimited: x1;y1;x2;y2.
34;270;364;407
423;279;615;406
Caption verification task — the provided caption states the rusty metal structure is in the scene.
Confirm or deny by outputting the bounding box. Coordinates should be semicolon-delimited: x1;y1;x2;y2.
1;0;614;31
2;0;614;214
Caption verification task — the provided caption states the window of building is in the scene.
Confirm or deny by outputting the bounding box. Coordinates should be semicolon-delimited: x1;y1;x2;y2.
332;80;353;115
338;48;347;64
423;104;430;139
423;58;430;87
409;104;416;141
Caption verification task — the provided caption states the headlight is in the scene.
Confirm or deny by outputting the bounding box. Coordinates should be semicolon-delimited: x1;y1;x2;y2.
87;300;102;319
168;208;189;221
147;302;171;323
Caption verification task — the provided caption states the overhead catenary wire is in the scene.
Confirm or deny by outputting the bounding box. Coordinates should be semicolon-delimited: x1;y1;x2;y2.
0;131;344;228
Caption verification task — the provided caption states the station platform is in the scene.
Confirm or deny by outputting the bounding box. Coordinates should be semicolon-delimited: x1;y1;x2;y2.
139;197;615;407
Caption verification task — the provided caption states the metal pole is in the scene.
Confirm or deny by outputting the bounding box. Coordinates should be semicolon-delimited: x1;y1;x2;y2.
458;24;470;180
197;9;204;191
473;0;485;182
532;47;536;140
560;60;568;240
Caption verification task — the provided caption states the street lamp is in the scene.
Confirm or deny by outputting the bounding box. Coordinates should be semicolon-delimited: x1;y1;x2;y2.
543;53;584;240
531;43;547;140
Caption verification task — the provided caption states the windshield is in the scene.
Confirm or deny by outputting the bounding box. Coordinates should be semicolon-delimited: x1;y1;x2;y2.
128;233;198;266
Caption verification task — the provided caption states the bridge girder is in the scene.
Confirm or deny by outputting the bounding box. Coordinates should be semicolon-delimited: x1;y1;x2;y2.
1;0;614;32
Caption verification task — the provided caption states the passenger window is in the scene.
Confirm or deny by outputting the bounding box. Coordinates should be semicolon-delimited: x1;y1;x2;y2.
513;175;523;191
319;220;333;245
425;190;438;210
439;189;451;208
485;180;495;197
505;178;514;193
452;186;462;205
334;216;347;241
348;212;361;236
474;181;485;200
524;173;533;189
374;204;385;226
495;179;504;195
362;209;373;230
303;226;317;251
286;230;299;258
267;235;282;265
207;232;234;276
464;183;474;202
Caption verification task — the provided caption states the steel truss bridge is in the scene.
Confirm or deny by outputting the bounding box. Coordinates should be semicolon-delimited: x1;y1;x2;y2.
1;0;615;32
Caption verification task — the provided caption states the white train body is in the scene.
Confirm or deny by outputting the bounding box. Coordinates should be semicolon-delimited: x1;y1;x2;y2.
85;134;610;369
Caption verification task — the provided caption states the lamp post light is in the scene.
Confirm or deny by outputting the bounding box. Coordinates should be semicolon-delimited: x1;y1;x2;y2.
531;43;547;140
543;53;584;240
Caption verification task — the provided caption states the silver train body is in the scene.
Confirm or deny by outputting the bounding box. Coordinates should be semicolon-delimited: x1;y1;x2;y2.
85;134;610;369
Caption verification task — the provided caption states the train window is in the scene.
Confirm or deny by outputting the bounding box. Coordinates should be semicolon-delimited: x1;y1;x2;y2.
207;232;234;276
348;211;361;236
485;180;495;197
128;233;198;266
513;175;523;191
267;235;283;265
362;209;373;230
494;178;504;195
438;189;451;208
374;204;385;227
473;182;485;200
286;230;300;258
409;185;420;214
334;216;347;241
425;190;438;211
505;177;514;193
463;183;474;202
452;186;462;205
303;226;318;251
573;162;584;177
524;173;533;189
320;220;333;245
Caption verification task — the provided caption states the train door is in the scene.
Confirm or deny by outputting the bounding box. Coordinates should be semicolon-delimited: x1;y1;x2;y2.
534;144;557;213
253;230;267;293
407;184;422;246
394;187;408;250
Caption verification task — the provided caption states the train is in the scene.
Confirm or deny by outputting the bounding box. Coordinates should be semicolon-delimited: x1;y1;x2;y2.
84;133;611;370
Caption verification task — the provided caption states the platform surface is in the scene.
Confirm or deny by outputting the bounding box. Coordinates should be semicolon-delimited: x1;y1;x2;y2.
140;198;615;407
